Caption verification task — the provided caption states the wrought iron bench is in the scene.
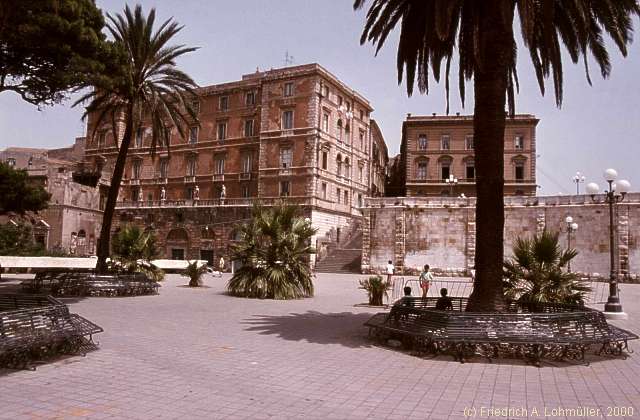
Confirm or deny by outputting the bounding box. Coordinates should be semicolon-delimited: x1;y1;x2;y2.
0;294;103;369
365;297;638;366
23;272;160;297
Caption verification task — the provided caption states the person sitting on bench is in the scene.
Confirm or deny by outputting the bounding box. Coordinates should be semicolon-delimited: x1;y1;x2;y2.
435;288;453;310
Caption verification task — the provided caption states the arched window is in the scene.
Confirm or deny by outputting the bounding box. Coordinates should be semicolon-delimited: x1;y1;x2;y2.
336;154;342;177
337;119;343;141
344;158;350;179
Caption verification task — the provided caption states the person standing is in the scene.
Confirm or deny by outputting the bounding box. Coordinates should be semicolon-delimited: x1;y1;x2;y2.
219;256;225;273
419;264;434;299
386;260;394;284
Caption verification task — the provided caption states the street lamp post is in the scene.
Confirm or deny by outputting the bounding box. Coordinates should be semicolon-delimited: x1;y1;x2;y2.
564;216;579;272
585;168;631;319
445;174;458;196
573;172;586;195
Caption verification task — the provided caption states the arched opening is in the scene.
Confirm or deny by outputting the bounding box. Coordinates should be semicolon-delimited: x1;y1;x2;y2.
166;228;189;260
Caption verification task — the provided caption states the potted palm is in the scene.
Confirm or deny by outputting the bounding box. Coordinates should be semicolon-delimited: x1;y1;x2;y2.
184;260;208;287
359;275;391;306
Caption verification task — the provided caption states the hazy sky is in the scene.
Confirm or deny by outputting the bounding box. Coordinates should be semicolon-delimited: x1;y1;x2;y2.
1;0;639;195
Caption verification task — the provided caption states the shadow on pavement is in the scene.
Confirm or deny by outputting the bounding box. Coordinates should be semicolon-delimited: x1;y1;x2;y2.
243;311;376;348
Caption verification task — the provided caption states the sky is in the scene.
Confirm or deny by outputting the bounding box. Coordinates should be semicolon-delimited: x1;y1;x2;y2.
1;0;639;196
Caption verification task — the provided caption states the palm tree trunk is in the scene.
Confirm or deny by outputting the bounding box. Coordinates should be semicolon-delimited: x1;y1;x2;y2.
466;2;514;312
96;105;134;273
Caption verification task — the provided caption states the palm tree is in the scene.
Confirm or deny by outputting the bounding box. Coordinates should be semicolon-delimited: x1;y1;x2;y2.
354;0;639;311
227;203;317;299
503;230;590;305
74;5;198;273
184;260;208;287
111;224;164;281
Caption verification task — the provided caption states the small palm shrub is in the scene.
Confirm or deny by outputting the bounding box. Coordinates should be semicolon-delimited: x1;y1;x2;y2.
227;203;316;299
359;275;391;306
110;224;164;281
503;230;590;306
184;260;208;287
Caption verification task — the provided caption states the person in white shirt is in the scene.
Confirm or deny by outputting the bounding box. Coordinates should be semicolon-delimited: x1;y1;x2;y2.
386;260;394;283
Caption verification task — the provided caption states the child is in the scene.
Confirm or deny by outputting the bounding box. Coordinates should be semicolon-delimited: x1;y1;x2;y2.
436;288;453;310
419;264;433;298
386;260;394;284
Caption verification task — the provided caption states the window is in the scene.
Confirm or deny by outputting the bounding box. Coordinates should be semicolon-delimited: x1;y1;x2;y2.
242;154;252;173
358;194;363;207
187;157;196;176
515;135;524;150
280;147;292;168
132;160;142;179
159;159;168;178
282;110;294;130
359;109;364;120
97;131;106;149
189;126;198;144
322;151;328;170
344;124;350;144
132;187;140;202
219;96;228;111
284;82;294;97
336;155;342;176
515;162;525;180
321;182;327;199
186;187;194;200
242;185;250;198
322;84;329;97
465;135;474;150
344;190;349;205
441;135;450;150
135;127;144;148
441;164;450;180
213;156;225;175
359;130;365;150
244;119;254;137
416;161;427;180
245;91;255;106
6;158;15;167
466;163;475;179
158;126;170;147
217;122;227;141
191;100;200;114
418;134;427;151
337;188;341;203
322;113;329;132
344;158;350;179
337;119;343;141
280;180;290;196
337;96;343;106
359;165;363;182
346;102;351;111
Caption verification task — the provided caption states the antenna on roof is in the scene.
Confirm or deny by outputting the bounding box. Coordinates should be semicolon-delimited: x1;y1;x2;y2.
284;50;294;67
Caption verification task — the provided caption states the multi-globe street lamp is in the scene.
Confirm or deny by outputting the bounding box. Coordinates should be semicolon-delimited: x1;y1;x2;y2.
573;172;586;195
445;174;458;196
564;216;579;272
585;168;631;318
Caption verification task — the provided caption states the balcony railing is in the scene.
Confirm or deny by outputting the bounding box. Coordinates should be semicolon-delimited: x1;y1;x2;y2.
116;196;317;209
239;172;251;180
212;174;224;182
157;177;168;184
129;179;141;186
184;175;196;183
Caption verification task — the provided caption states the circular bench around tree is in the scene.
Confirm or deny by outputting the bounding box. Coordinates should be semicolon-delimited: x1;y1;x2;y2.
365;297;638;366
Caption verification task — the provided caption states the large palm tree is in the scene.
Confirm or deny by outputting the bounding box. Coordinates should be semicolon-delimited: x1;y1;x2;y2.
75;5;198;273
228;203;317;299
354;0;639;311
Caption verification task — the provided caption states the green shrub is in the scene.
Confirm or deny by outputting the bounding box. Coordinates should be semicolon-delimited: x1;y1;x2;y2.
359;275;391;306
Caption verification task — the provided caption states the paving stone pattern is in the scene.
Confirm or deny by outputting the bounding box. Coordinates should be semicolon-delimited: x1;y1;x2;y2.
1;274;639;420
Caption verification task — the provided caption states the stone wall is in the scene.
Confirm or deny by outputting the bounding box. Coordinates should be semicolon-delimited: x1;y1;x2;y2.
363;194;640;280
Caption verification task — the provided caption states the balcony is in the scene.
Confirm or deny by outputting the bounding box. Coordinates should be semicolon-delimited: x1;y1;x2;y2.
212;174;224;182
239;172;251;181
129;179;141;186
279;168;292;176
157;177;168;184
184;175;196;183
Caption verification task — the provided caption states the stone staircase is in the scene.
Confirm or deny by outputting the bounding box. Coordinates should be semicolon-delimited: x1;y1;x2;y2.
314;229;363;274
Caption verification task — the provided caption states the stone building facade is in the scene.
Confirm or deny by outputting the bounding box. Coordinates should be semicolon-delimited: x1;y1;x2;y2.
83;64;389;264
0;139;103;255
369;120;388;197
400;114;538;197
361;194;640;280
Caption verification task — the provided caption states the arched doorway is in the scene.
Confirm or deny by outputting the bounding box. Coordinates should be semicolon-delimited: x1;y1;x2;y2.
166;228;189;260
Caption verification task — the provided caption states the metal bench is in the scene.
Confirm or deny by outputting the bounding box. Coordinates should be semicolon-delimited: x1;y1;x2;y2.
365;297;638;366
23;272;160;297
0;294;103;369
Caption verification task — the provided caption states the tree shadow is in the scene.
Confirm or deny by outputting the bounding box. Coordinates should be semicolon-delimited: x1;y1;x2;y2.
243;311;378;349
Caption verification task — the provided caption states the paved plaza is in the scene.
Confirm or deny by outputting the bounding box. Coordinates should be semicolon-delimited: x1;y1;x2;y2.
1;273;639;420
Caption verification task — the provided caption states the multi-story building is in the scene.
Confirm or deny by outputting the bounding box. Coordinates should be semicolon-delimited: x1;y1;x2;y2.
0;138;103;255
369;120;388;197
400;113;538;197
82;64;388;265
